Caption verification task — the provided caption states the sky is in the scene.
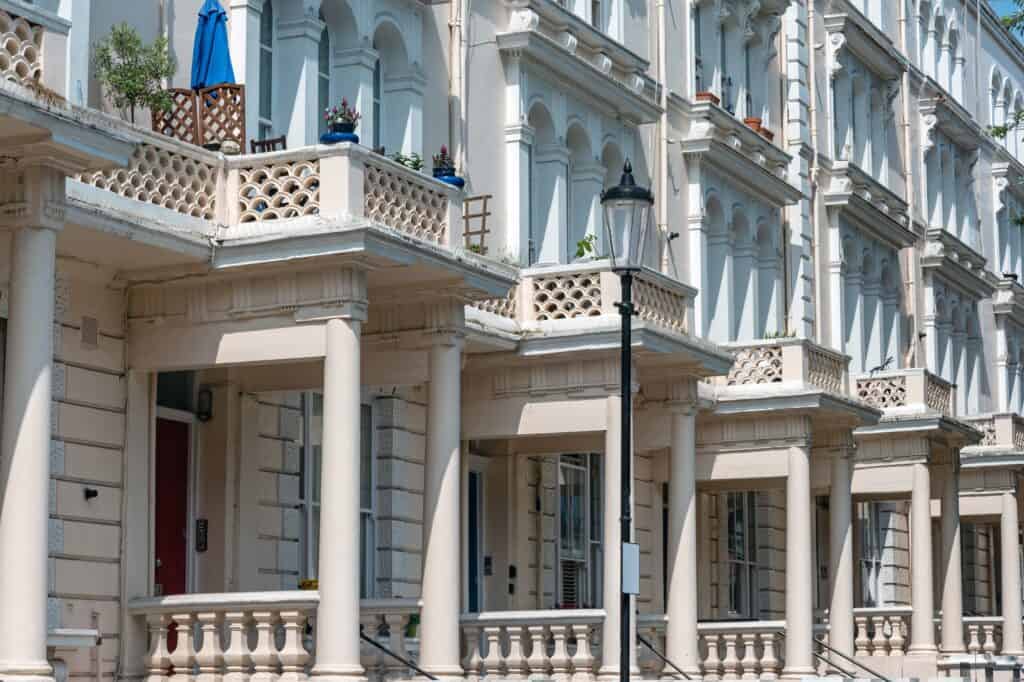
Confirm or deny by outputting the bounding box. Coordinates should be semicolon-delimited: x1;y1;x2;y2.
991;0;1017;17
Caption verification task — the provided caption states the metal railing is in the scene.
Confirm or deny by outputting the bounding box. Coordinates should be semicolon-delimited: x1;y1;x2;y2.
636;632;692;680
359;632;436;680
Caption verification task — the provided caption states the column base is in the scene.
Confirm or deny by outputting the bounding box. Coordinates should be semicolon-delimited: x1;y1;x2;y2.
780;665;817;680
309;663;366;682
909;645;941;656
0;660;55;682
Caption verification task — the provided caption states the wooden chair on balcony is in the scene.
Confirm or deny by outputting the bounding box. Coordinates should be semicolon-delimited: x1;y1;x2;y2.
250;135;286;154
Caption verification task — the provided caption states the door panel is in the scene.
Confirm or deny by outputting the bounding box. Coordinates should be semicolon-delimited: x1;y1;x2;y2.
155;418;190;597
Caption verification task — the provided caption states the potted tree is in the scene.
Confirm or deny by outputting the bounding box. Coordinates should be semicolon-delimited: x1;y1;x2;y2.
432;145;464;187
321;98;361;144
93;23;175;125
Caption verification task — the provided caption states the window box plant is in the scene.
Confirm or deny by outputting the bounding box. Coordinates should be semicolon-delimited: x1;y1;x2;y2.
321;99;361;144
432;145;464;188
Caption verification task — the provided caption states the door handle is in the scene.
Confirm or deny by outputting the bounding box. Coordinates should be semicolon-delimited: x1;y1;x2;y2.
155;558;162;568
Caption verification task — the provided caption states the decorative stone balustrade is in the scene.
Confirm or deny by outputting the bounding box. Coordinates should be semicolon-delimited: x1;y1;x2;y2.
226;145;460;247
963;414;1024;450
77;134;221;220
129;593;421;682
852;607;911;657
460;609;603;682
698;621;784;680
0;7;41;86
855;368;955;417
962;616;1002;655
715;338;850;395
472;260;694;336
78;138;463;247
636;616;784;680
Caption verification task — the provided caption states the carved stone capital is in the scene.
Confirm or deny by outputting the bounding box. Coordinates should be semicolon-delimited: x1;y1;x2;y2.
0;166;67;232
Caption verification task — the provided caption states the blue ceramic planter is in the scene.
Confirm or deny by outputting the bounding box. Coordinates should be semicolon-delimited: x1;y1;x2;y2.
437;174;465;188
320;130;359;144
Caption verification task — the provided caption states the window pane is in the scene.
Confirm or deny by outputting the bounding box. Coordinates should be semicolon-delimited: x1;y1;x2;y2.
259;48;273;121
360;404;372;511
589;454;602;541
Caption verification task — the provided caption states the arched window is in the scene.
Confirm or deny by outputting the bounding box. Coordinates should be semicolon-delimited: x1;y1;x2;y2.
318;15;330;137
258;0;274;138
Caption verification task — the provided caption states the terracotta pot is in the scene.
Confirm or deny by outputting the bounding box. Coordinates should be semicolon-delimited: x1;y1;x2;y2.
695;91;720;105
744;116;763;132
760;128;775;142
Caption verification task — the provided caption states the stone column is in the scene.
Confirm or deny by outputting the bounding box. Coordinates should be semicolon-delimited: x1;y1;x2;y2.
276;8;324;146
909;461;937;655
940;463;964;654
1001;490;1024;655
0;224;58;682
783;442;816;678
333;48;378;148
665;402;700;676
312;270;368;682
600;395;636;679
419;319;464;679
829;449;855;659
229;0;264;142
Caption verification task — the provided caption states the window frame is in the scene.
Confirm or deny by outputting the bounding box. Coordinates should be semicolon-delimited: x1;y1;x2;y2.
301;391;376;598
556;453;603;609
725;491;759;619
258;0;275;139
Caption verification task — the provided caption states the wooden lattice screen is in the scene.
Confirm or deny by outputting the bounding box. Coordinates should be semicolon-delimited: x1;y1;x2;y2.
152;84;246;149
463;194;492;254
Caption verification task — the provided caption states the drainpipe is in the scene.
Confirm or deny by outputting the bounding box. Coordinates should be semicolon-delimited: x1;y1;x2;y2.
656;0;669;273
898;0;921;368
807;0;822;342
449;0;469;172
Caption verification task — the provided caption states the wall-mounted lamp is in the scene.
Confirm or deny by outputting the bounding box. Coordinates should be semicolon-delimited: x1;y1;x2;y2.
84;487;98;500
196;387;213;422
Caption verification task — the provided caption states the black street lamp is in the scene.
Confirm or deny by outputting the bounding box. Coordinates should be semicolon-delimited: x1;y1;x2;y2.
601;160;653;682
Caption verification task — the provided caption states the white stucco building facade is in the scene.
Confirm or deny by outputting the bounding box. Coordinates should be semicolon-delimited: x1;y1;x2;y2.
3;1;1024;682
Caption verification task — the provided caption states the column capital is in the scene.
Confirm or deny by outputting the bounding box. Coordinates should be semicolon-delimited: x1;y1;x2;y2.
666;380;699;415
292;267;368;323
0;165;67;233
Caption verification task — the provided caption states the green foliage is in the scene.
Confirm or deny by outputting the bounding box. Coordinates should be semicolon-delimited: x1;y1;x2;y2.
466;243;485;255
575;233;598;259
391;151;424;171
93;23;175;123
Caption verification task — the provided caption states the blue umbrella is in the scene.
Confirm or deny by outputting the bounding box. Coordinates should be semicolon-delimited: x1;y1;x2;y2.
190;0;235;90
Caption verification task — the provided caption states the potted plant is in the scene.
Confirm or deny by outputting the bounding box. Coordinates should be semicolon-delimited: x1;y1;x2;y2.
93;23;175;125
759;127;775;142
432;145;464;187
695;91;720;105
744;116;763;133
392;151;424;171
321;98;361;144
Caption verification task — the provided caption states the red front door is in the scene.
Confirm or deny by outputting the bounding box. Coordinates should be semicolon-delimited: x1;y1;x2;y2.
154;418;190;597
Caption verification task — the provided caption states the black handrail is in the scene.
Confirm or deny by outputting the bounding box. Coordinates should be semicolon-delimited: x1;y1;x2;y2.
636;633;693;680
811;648;857;679
775;630;893;682
360;632;438;681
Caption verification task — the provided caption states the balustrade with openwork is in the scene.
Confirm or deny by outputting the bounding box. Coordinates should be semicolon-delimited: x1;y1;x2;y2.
710;338;850;395
855;368;955;417
470;261;694;337
75;139;463;247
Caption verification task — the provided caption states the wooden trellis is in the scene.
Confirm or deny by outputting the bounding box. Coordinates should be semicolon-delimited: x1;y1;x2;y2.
463;194;492;255
152;84;246;149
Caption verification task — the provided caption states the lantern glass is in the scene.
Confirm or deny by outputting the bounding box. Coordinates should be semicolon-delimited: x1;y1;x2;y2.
603;198;651;272
601;161;654;272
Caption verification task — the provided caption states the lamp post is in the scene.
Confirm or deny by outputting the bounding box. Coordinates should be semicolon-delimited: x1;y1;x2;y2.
601;160;653;682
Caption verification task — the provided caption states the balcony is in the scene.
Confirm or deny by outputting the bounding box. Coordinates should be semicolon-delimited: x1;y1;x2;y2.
707;338;851;396
961;413;1024;451
674;93;801;208
820;157;915;249
637;616;786;679
0;1;68;97
498;0;660;125
74;128;463;250
473;260;693;336
855;368;954;417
